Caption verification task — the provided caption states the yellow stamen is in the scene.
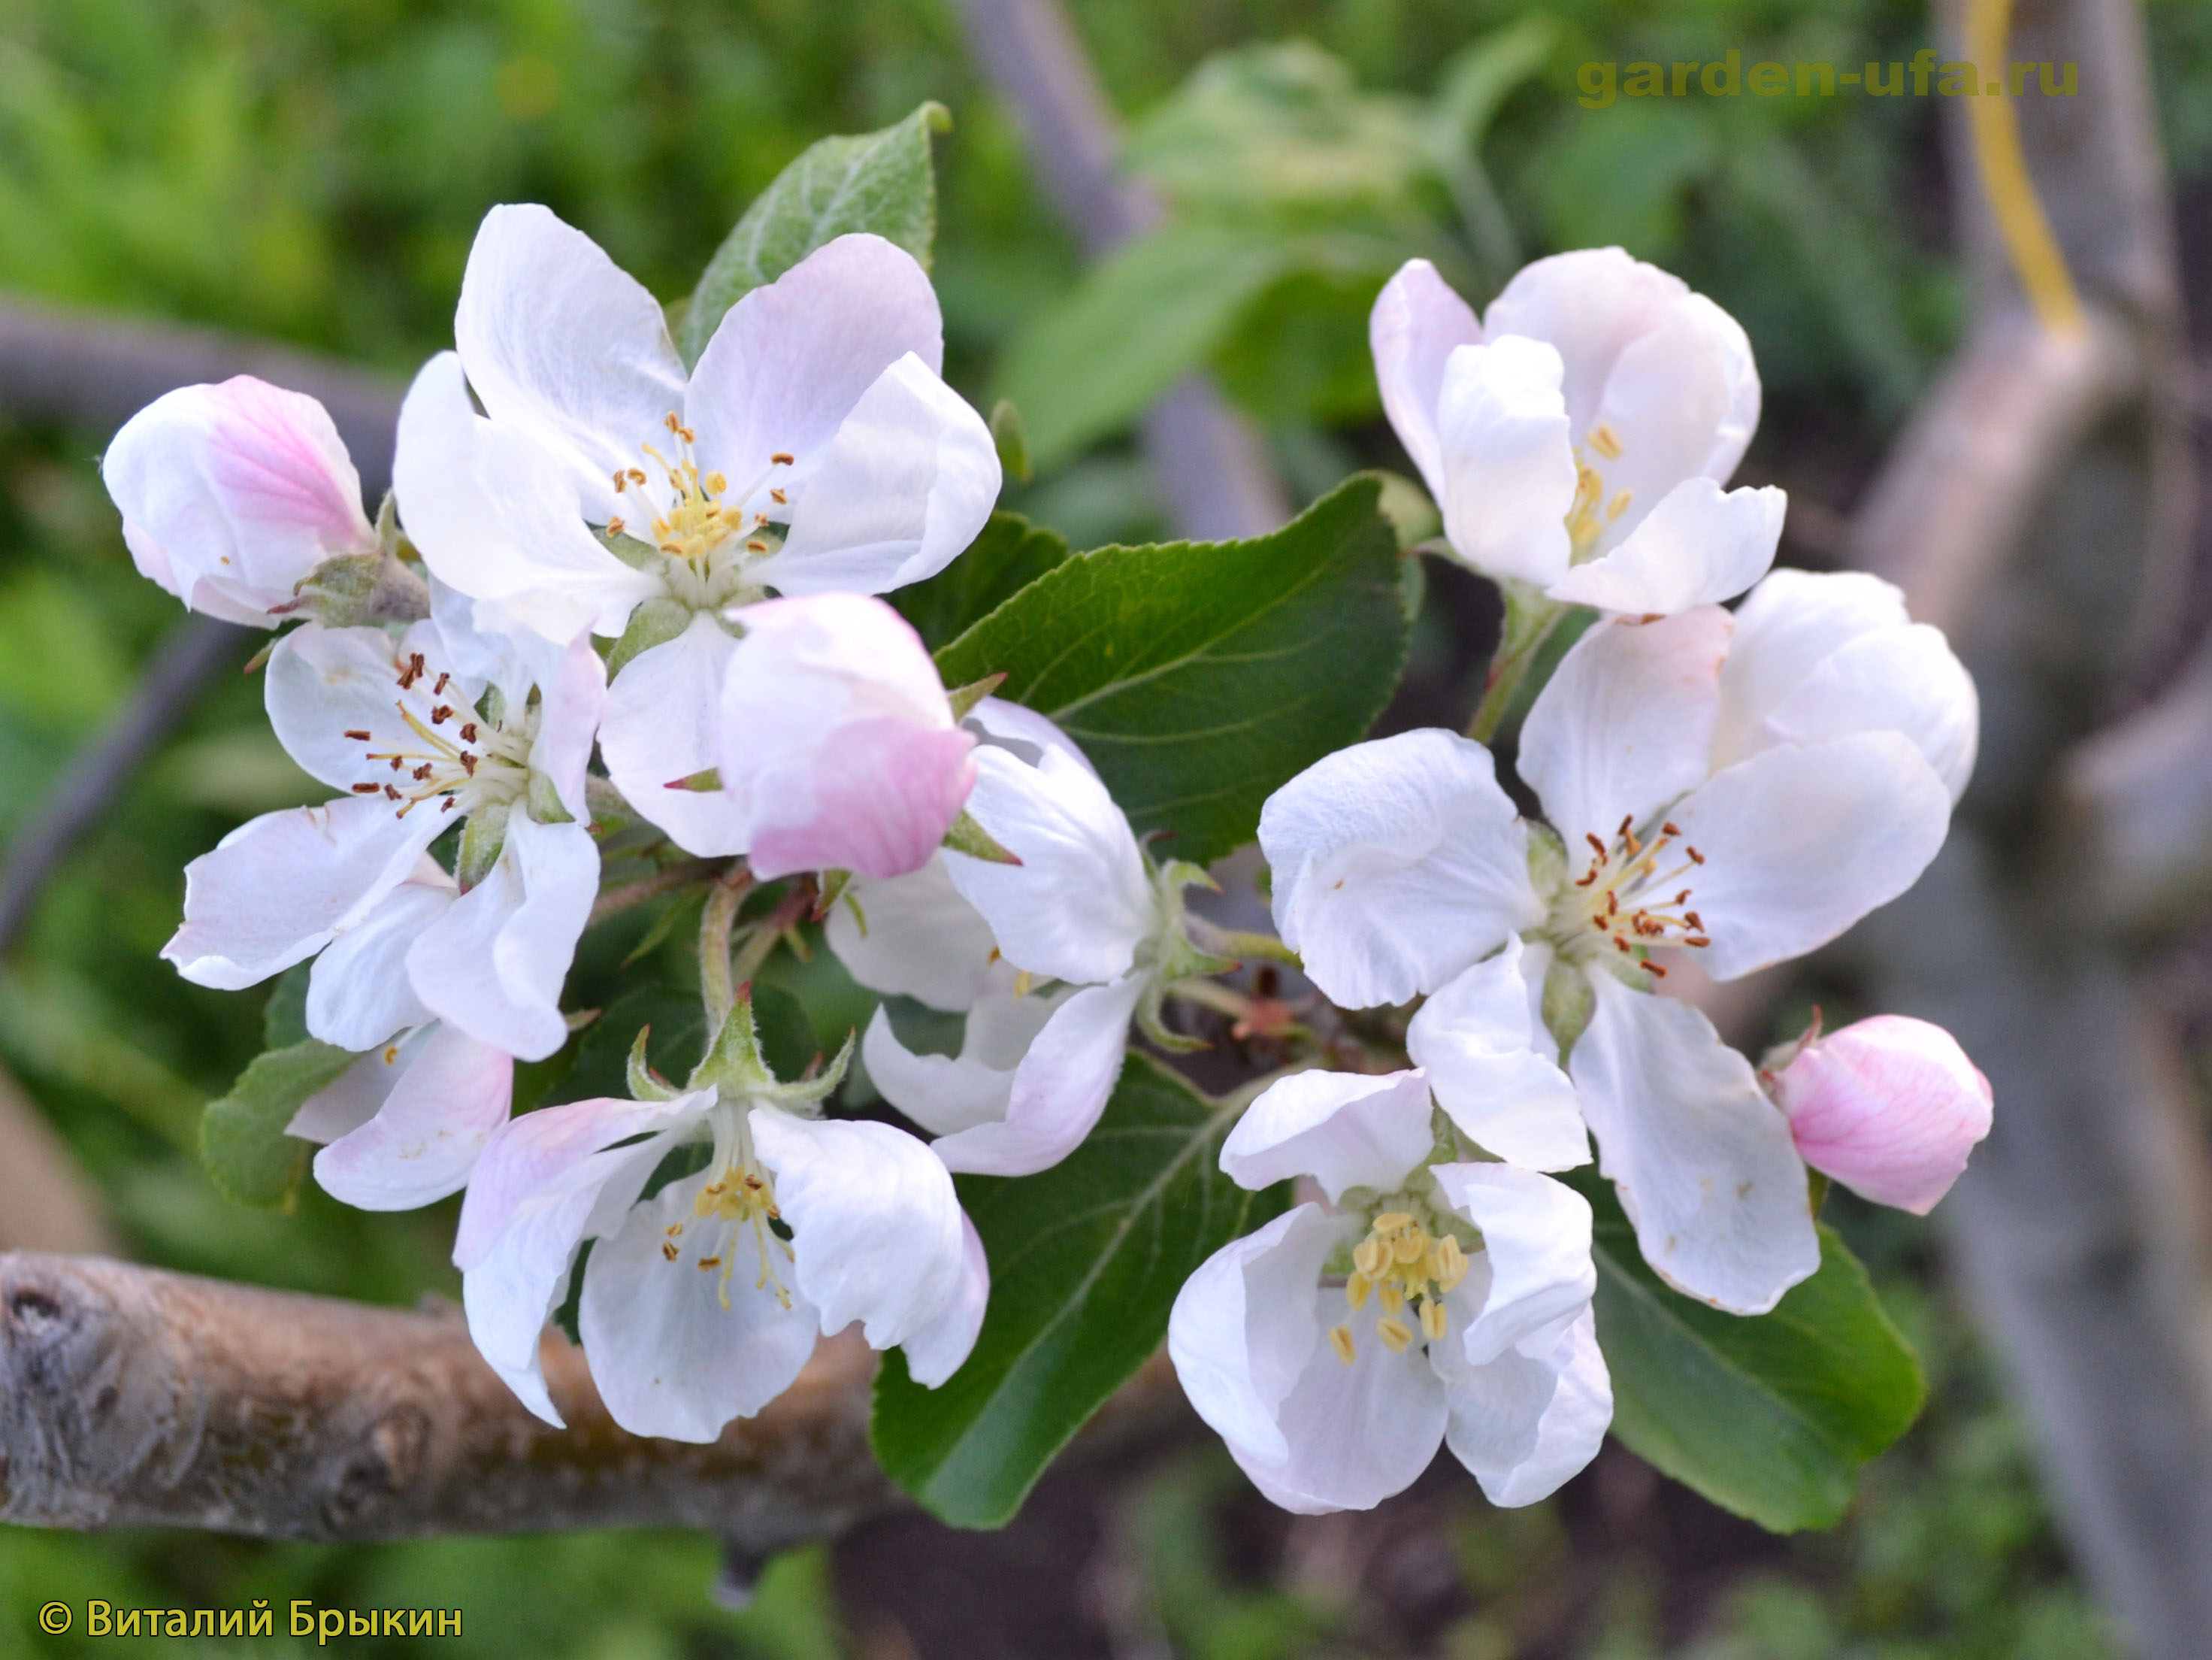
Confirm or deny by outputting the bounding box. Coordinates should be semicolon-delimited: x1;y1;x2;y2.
1420;1298;1449;1342
1329;1325;1357;1365
1377;1317;1414;1354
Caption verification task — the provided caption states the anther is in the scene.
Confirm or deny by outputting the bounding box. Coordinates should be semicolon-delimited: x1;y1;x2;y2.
661;1242;679;1262
607;516;625;537
460;754;478;776
412;764;434;781
1329;1325;1357;1365
431;705;453;725
1687;847;1705;864
1614;938;1630;954
383;785;401;801
1377;1317;1414;1354
628;468;647;485
770;451;794;465
433;672;451;695
770;487;788;504
350;783;380;794
746;540;767;553
1420;1299;1448;1341
1590;423;1623;459
613;469;628;493
1643;959;1669;977
696;1256;722;1271
459;723;479;743
1662;821;1681;836
1684;910;1703;929
344;729;371;741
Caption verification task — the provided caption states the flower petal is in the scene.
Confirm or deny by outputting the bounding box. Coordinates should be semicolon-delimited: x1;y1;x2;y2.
900;1211;991;1388
1260;729;1541;1008
1431;337;1577;588
1567;969;1817;1313
1714;568;1909;763
1519;606;1729;844
531;628;607;822
861;992;1062;1137
753;353;1000;597
162;797;440;990
1406;939;1589;1171
598;617;749;855
304;871;451;1050
825;855;1009;1013
748;718;976;881
1438;1305;1611;1507
1770;1013;1993;1215
927;976;1142;1176
1430;1162;1595;1365
1369;259;1482;502
1218;1068;1434;1203
311;1023;514;1210
576;1172;819;1440
1481;247;1690;438
750;1108;966;1350
407;814;598;1061
453;204;687;520
1545;479;1783;614
288;1031;417;1144
1756;624;1979;804
1668;733;1952;981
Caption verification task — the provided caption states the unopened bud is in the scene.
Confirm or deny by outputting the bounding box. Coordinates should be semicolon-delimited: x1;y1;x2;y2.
1764;1015;1992;1215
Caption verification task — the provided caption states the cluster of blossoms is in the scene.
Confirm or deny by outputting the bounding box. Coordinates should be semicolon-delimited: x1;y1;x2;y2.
109;207;1991;1517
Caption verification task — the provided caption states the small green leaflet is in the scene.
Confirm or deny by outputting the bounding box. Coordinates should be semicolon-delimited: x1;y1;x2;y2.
892;512;1072;652
933;476;1411;866
1575;1174;1926;1531
201;1040;359;1210
872;1053;1286;1528
678;102;948;368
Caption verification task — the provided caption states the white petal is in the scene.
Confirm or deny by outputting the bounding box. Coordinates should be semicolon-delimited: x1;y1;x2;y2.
312;1024;513;1210
1369;259;1482;503
162;798;440;989
305;872;451;1050
825;855;1008;1012
1519;607;1730;844
689;233;946;492
1431;337;1577;588
1218;1068;1434;1204
945;745;1154;986
1481;247;1690;438
1430;1162;1595;1365
927;977;1141;1176
265;622;428;793
750;1108;965;1350
1668;733;1952;980
425;574;549;709
576;1172;819;1440
288;1031;417;1144
407;814;598;1061
1755;624;1979;804
395;352;663;641
454;203;687;519
862;992;1061;1137
1545;480;1783;614
900;1211;991;1388
1260;730;1541;1008
1568;969;1817;1313
966;697;1100;776
1439;1305;1611;1507
531;629;607;822
753;354;1000;597
1167;1204;1349;1468
1714;568;1910;759
598;617;750;856
1406;939;1589;1171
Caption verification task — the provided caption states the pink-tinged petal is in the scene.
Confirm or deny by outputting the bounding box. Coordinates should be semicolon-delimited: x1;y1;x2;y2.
312;1024;514;1210
1369;259;1482;504
304;871;452;1050
901;1211;990;1387
927;977;1142;1176
395;352;664;641
1481;247;1690;438
1568;968;1818;1314
1260;730;1541;1009
103;377;375;623
531;627;608;822
753;353;1001;597
688;233;946;495
1219;1069;1434;1204
725;590;952;722
598;618;749;856
407;815;598;1061
746;717;975;882
1545;480;1784;615
1436;1304;1611;1507
162;797;442;990
1431;337;1578;589
1407;940;1588;1171
1520;606;1730;846
288;1033;416;1145
454;204;687;520
265;622;437;794
1430;1163;1595;1365
1769;1015;1993;1214
577;1172;819;1440
826;856;1009;1013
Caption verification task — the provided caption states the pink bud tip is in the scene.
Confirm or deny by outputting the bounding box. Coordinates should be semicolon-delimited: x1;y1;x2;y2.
1769;1015;1992;1215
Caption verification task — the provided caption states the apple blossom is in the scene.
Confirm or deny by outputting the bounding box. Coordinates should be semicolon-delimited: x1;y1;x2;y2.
1169;1068;1611;1514
1763;1013;1993;1214
1372;248;1783;615
1260;570;1975;1313
289;1019;516;1210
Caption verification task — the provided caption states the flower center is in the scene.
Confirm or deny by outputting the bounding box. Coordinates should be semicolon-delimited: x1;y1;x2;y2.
343;653;534;819
659;1153;794;1313
609;413;794;576
1328;1210;1469;1364
1565;421;1632;559
1546;813;1711;978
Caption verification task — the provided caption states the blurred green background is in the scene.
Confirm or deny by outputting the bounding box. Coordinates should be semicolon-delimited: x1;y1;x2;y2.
4;0;2210;1652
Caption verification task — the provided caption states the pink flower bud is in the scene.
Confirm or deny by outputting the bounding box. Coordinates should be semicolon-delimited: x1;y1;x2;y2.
1767;1015;1992;1215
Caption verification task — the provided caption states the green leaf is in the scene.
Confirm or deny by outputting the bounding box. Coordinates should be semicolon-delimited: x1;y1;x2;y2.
1575;1174;1927;1531
933;476;1412;866
201;1040;359;1210
872;1054;1285;1527
679;102;948;368
891;512;1071;652
262;960;312;1050
994;223;1293;471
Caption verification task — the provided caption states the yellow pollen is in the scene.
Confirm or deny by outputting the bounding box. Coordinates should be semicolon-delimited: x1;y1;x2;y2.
1329;1325;1357;1365
1420;1298;1449;1342
1588;423;1623;459
1343;1212;1463;1354
1345;1271;1373;1310
1012;970;1035;998
1377;1317;1414;1354
685;1159;794;1311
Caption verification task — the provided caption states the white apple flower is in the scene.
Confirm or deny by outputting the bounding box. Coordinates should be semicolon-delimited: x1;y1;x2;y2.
160;595;607;1062
289;1016;516;1211
452;1000;987;1439
103;376;378;626
1169;1068;1611;1515
1372;247;1784;614
389;204;1000;855
1259;570;1975;1313
831;700;1221;1176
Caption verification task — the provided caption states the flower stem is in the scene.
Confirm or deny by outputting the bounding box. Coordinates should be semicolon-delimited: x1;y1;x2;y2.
1467;589;1568;744
1184;919;1303;970
589;857;725;925
725;880;818;997
697;867;755;1028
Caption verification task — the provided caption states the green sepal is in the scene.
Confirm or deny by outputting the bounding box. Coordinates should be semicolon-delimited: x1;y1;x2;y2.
528;775;572;825
946;672;1007;722
943;810;1021;865
988;399;1031;483
666;768;723;793
1539;952;1593;1059
812;868;854;922
455;800;510;891
609;595;698;677
628;1026;682;1101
